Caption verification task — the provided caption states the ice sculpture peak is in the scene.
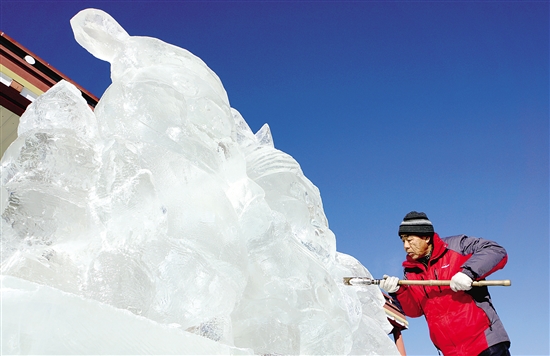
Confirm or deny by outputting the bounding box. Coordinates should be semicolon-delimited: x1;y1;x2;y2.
18;80;97;140
255;124;274;147
71;8;129;62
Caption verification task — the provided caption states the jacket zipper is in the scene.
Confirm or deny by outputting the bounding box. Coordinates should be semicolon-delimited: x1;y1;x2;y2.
421;276;429;298
434;269;442;292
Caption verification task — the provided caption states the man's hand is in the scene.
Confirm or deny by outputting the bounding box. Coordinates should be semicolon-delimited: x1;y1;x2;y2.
379;275;400;293
450;272;473;292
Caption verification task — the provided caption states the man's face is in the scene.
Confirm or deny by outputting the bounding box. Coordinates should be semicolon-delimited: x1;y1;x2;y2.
400;235;431;260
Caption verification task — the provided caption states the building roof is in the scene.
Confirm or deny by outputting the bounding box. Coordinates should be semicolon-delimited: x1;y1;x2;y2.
383;293;408;330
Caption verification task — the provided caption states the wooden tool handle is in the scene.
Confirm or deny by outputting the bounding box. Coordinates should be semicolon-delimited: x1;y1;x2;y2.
398;279;511;287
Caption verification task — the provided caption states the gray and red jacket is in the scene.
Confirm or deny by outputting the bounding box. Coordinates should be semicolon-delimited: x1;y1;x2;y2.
393;233;510;356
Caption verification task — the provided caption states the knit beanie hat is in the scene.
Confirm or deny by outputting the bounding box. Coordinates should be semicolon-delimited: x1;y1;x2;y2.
398;211;434;237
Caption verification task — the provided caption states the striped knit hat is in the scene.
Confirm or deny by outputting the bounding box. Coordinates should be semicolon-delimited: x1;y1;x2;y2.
398;211;434;237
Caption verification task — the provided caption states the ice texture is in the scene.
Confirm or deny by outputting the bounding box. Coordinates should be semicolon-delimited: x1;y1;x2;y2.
1;8;399;355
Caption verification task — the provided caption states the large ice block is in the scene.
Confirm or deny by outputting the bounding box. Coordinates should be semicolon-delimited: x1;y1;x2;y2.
0;8;398;355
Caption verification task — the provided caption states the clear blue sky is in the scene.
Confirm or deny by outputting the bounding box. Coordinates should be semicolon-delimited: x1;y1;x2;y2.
2;1;548;355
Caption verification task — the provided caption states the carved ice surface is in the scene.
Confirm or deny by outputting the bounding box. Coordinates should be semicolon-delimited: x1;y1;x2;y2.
1;8;398;355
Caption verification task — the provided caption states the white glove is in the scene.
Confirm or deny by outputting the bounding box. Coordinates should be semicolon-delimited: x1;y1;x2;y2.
379;275;400;293
450;272;473;292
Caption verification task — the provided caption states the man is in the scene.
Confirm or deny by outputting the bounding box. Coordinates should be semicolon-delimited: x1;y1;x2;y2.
380;211;510;356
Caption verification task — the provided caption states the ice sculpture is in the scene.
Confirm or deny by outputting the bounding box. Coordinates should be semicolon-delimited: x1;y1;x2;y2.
1;8;399;355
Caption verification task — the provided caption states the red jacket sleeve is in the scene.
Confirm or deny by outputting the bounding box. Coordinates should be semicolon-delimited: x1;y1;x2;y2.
445;235;508;280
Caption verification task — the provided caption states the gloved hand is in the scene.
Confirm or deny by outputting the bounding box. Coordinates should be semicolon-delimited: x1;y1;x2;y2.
450;272;473;292
379;275;400;293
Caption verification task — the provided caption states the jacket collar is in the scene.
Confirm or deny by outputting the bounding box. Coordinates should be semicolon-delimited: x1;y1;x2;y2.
402;232;447;268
